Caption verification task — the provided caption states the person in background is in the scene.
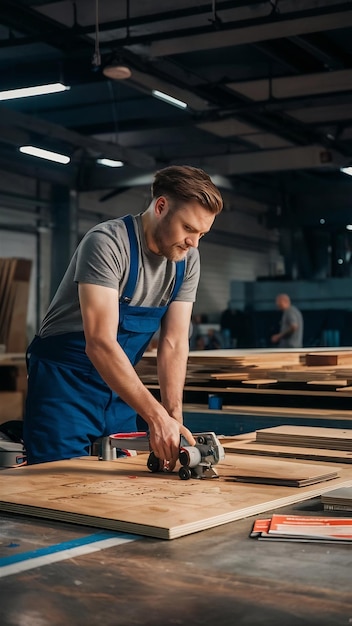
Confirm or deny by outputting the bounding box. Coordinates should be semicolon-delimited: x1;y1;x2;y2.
205;327;221;350
271;293;303;348
24;165;223;467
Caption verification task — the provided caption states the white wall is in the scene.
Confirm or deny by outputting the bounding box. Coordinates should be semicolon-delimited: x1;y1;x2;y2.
194;241;277;320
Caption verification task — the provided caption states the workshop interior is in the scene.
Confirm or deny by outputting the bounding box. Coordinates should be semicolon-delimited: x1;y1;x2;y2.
1;2;352;625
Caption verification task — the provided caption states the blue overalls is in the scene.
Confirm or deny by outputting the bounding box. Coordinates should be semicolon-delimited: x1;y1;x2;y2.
23;215;185;464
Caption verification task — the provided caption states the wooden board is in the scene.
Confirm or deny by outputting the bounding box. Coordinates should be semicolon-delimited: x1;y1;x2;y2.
186;403;352;419
224;437;352;464
321;486;352;507
223;456;339;486
305;352;352;366
256;425;352;451
240;379;278;387
1;455;352;540
0;258;32;351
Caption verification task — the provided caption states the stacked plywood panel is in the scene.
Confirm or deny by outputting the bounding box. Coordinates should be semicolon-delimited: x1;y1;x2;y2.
256;425;352;451
224;426;352;464
0;259;31;422
0;258;32;353
137;348;352;395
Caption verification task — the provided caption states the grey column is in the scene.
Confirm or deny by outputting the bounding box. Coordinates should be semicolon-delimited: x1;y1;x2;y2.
50;185;78;298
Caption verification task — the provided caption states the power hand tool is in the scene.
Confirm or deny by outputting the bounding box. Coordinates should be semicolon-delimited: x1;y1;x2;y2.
0;421;26;467
99;431;225;480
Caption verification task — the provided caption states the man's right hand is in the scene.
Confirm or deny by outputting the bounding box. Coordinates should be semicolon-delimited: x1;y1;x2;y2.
148;417;195;472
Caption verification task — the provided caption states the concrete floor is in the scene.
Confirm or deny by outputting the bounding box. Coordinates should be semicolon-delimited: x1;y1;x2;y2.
0;498;351;626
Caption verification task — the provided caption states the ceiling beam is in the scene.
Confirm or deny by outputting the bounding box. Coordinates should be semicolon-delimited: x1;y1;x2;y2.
175;145;347;175
77;1;260;35
0;0;92;52
227;68;352;102
150;7;352;57
0;106;156;169
0;150;73;186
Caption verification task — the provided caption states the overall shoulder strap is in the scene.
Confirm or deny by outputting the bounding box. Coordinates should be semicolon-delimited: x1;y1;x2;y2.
120;215;139;303
121;215;186;305
169;260;186;302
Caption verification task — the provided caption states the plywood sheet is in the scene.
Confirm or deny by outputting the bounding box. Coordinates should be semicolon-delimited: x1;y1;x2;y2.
1;455;352;540
321;486;352;506
305;352;352;366
223;455;339;486
224;437;352;464
256;425;352;451
0;258;32;351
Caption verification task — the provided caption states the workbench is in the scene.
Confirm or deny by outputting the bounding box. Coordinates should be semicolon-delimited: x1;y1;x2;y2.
1;449;352;625
0;497;351;626
1;347;351;624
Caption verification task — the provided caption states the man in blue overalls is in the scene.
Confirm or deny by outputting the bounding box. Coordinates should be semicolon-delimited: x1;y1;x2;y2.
24;165;223;468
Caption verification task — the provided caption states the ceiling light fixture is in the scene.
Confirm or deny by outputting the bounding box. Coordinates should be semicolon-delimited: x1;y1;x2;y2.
97;158;124;167
0;82;70;101
19;145;70;165
103;61;131;80
152;89;187;109
341;167;352;176
92;0;131;80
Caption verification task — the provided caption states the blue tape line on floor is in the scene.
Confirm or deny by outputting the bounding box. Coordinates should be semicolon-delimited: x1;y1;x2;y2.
0;530;137;567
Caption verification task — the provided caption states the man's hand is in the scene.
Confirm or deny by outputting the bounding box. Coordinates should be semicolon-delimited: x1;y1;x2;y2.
148;417;196;472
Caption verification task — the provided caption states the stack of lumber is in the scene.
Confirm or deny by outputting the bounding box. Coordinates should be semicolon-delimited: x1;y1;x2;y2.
210;350;352;384
256;425;352;451
137;348;307;384
138;348;352;387
223;425;352;464
321;486;352;511
0;258;32;353
223;456;340;487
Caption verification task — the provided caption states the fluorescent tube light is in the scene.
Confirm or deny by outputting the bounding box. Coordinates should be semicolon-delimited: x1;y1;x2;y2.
97;158;124;168
152;89;187;109
346;225;352;230
341;167;352;177
0;82;70;101
19;145;70;165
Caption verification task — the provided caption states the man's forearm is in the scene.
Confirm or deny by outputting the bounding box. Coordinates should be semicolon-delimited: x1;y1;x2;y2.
157;338;189;422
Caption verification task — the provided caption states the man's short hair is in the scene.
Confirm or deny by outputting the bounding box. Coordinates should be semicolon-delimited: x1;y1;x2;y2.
152;165;223;215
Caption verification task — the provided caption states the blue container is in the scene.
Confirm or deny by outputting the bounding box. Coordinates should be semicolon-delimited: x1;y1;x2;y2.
208;394;223;410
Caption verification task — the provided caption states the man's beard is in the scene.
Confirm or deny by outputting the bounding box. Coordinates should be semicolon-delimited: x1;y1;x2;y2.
153;220;188;261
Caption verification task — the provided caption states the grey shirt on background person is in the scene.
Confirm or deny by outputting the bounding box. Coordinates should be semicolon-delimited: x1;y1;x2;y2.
279;305;303;348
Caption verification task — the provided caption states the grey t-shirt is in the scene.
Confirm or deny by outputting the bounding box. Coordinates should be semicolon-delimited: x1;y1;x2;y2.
279;305;303;348
39;214;200;338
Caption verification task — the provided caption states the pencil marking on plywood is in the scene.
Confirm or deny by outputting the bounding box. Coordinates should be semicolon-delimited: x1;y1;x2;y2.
1;455;352;539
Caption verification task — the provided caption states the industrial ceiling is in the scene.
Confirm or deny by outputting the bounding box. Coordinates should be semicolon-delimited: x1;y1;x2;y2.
1;0;352;258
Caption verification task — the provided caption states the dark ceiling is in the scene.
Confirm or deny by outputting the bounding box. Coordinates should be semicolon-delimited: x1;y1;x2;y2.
1;0;352;240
